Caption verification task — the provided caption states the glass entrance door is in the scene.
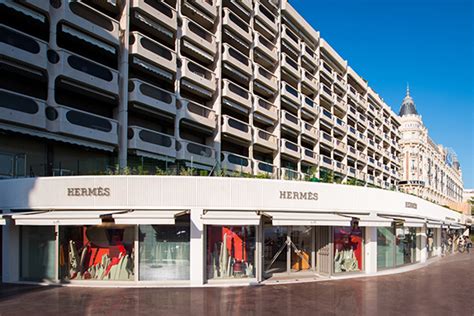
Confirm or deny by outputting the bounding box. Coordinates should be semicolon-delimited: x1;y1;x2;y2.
263;224;313;277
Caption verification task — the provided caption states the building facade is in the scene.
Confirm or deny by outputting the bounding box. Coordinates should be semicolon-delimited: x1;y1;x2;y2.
0;176;467;286
0;0;402;188
397;87;464;209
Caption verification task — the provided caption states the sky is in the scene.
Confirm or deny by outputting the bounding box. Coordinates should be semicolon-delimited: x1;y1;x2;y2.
289;0;474;188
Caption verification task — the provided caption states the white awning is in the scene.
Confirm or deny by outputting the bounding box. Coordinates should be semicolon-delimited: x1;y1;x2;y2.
265;212;352;226
342;214;393;227
382;216;426;228
449;223;464;230
11;210;125;226
112;210;186;225
201;211;260;226
0;215;5;225
61;25;116;54
426;220;443;228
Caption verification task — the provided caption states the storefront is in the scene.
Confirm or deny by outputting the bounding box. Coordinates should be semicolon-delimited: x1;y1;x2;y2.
0;176;467;287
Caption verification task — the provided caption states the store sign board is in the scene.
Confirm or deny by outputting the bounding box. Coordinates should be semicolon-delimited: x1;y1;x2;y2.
405;202;417;209
279;191;319;201
67;187;111;197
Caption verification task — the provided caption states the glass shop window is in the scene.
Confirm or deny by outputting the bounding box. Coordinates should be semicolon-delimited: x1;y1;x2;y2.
395;224;417;266
206;226;256;280
20;226;56;281
333;223;364;273
377;226;395;269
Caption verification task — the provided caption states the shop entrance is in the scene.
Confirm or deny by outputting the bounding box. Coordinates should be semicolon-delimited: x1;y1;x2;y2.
263;224;314;278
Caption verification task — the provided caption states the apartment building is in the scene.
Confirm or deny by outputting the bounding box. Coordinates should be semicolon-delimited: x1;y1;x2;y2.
0;0;402;188
398;87;464;207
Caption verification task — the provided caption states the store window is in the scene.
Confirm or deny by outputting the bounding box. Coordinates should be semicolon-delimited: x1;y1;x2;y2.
59;226;135;281
427;228;436;258
377;226;395;269
395;224;417;265
20;226;56;281
333;223;363;273
139;215;190;281
206;226;256;280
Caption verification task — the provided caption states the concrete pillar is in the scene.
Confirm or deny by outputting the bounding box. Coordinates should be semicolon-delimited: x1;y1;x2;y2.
417;226;427;263
2;218;20;283
190;208;205;286
364;226;377;274
436;228;442;256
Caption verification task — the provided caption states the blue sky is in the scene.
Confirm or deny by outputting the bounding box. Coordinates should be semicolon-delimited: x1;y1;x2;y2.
290;0;474;188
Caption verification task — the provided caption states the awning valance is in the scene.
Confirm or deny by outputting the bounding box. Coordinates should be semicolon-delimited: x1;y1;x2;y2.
265;212;351;226
10;210;125;226
382;215;426;228
449;223;464;230
201;211;260;226
426;220;443;229
341;214;393;227
112;210;187;225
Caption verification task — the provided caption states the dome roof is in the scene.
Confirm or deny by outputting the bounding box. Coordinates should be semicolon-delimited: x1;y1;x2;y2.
399;84;418;116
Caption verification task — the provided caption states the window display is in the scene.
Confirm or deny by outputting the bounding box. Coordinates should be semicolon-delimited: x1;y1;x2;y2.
206;226;256;279
21;226;56;281
139;215;190;281
333;223;363;273
427;228;436;258
395;224;417;265
377;226;395;269
60;226;135;281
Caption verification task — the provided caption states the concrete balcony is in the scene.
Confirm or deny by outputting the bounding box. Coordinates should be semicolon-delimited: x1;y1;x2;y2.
0;89;47;130
253;96;278;124
222;43;252;81
14;0;49;13
281;82;301;107
49;106;118;145
253;128;278;151
334;117;348;134
333;73;347;91
319;61;334;81
319;131;334;148
368;156;376;167
301;42;318;71
334;139;348;155
0;25;48;70
222;79;252;112
302;148;318;165
176;140;215;166
222;115;252;143
281;24;300;52
129;31;176;75
347;167;357;178
333;95;348;113
181;57;216;93
281;110;301;133
128;79;176;116
368;139;376;150
358;113;367;127
280;139;301;159
128;126;176;158
368;103;376;115
222;8;252;43
131;0;177;32
348;126;357;137
253;159;278;178
254;31;278;66
367;175;375;185
301;69;319;93
358;133;368;147
280;167;302;181
57;1;120;46
319;155;333;170
179;99;216;130
334;161;346;174
301;96;319;119
347;146;357;159
320;109;334;126
56;49;119;95
319;83;334;103
131;9;174;43
221;151;252;174
368;121;376;133
358;151;367;162
347;86;359;101
181;17;217;56
281;53;301;80
181;0;217;27
254;65;278;95
254;2;278;38
301;122;318;143
357;170;366;182
358;95;368;109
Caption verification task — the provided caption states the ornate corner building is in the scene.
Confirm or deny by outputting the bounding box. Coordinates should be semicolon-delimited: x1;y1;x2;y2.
398;86;464;210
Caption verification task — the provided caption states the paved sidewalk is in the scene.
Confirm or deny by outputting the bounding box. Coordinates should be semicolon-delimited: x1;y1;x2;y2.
0;254;473;316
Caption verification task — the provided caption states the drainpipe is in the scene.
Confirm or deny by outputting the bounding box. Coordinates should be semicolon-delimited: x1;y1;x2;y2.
117;1;130;170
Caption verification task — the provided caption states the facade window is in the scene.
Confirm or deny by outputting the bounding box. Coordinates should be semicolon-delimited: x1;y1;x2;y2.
206;226;256;280
333;223;363;273
139;215;190;281
0;152;26;179
377;226;395;269
427;228;437;258
395;224;417;265
20;226;56;281
59;226;135;281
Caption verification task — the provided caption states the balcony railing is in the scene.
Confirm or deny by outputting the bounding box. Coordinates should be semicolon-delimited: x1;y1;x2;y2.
253;159;277;178
319;155;333;169
222;79;252;111
254;31;278;65
254;65;278;94
301;69;318;92
301;122;318;141
222;8;252;43
254;2;278;37
281;82;301;107
280;139;301;159
128;79;176;116
280;110;301;132
181;17;217;55
253;96;278;123
128;126;176;158
221;151;252;174
129;31;176;75
176;140;215;166
301;96;319;118
131;0;177;32
319;131;334;148
302;148;318;165
253;128;278;151
222;115;252;143
179;99;216;130
281;53;300;79
180;57;216;93
0;89;47;130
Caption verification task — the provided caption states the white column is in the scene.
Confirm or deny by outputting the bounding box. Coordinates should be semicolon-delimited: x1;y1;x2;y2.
436;228;442;256
2;218;20;283
190;208;205;286
364;226;377;274
418;226;427;263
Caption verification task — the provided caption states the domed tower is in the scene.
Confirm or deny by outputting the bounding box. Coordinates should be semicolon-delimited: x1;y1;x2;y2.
399;85;419;117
